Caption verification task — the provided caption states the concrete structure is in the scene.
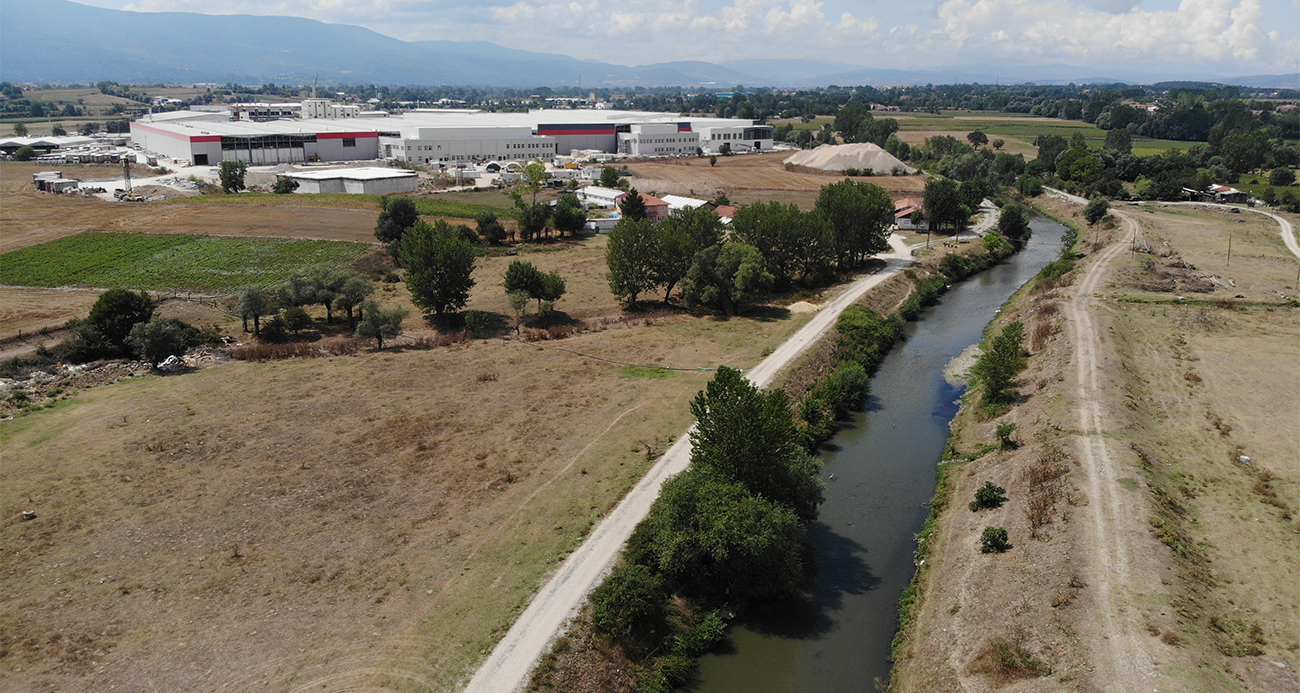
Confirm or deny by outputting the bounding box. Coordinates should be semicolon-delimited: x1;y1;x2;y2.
617;123;700;156
698;123;776;154
131;118;379;166
286;167;418;195
0;135;97;156
639;193;670;221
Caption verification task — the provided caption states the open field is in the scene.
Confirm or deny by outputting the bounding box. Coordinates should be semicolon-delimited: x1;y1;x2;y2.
0;232;371;293
177;190;520;221
0;261;823;693
893;200;1300;692
625;151;925;208
0;288;102;341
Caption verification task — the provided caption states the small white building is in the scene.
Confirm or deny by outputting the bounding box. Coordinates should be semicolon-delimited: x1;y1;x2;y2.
698;124;775;154
577;186;626;208
661;194;709;211
287;167;418;195
617;123;700;157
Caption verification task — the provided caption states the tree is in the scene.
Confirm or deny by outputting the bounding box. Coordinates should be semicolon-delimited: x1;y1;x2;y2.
628;469;805;603
1036;134;1068;169
79;122;100;136
272;176;299;194
504;259;545;308
1104;128;1132;154
620;188;648;221
719;142;732;156
997;203;1032;244
815;178;894;268
506;291;530;332
521;160;550;206
589;563;668;653
834;101;869;142
996;422;1019;449
1083;198;1110;225
401;220;477;316
375;197;420;244
1269;168;1296;187
972;320;1026;404
655;205;724;300
353;299;407;350
605;217;660;306
1016;174;1044;197
731;202;832;288
11;145;35;161
600;165;621;188
539;272;566;311
516;202;550;241
282;306;313;335
51;124;67;137
476;212;508;245
679;243;774;317
991;138;1004;150
89;288;156;353
687;366;824;521
969;481;1008;511
126;317;191;367
218;160;247;192
709;155;718;167
234;287;274;335
12;122;27;136
967;130;989;148
552;193;587;236
332;275;374;327
923;178;965;232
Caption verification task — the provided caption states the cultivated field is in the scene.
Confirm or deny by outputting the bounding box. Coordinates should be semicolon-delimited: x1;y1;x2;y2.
893;198;1300;692
625;151;925;208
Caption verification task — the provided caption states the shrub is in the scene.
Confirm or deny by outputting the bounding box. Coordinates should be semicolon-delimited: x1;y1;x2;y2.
260;314;288;342
12;145;35;161
814;361;871;416
980;526;1011;553
272;176;299;194
589;562;668;653
970;481;1008;511
126;317;192;366
282;306;313;334
1268;168;1295;187
996;422;1018;449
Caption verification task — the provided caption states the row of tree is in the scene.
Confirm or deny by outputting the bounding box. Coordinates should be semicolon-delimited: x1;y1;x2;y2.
606;179;897;310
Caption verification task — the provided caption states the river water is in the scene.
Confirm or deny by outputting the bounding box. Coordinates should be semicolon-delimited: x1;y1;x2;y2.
690;217;1069;692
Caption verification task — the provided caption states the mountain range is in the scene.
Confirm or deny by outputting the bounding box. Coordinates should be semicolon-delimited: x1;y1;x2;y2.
2;0;1296;89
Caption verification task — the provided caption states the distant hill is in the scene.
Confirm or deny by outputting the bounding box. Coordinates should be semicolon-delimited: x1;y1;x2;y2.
2;0;1295;89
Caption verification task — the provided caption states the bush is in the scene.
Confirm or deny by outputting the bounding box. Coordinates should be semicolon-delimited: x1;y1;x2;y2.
814;361;871;416
272;176;299;194
835;305;904;372
12;145;35;161
282;306;313;334
260;314;288;342
1269;168;1296;187
970;481;1008;511
980;526;1011;553
88;288;156;356
1015;175;1043;196
996;422;1018;449
589;562;668;654
126;317;192;366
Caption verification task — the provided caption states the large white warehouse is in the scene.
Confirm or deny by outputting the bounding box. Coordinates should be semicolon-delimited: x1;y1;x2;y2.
130;108;774;166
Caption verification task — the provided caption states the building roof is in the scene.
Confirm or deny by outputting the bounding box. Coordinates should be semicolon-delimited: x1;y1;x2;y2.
286;167;416;181
661;194;708;210
639;194;669;207
578;186;626;198
894;197;924;217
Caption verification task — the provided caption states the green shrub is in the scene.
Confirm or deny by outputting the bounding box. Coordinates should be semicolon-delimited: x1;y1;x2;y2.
970;481;1007;511
814;361;871;416
1268;168;1295;187
996;422;1018;449
260;314;288;342
282;306;313;334
1083;198;1110;225
835;305;904;373
980;526;1011;553
589;563;668;654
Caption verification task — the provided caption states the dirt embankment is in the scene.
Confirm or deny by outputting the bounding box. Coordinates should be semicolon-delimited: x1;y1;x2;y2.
892;202;1300;692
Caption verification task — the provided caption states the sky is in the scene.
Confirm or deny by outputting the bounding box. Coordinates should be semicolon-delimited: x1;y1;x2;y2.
75;0;1300;75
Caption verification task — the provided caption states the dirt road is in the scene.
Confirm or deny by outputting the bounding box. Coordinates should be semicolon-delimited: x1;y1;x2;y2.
1066;207;1158;690
462;237;917;693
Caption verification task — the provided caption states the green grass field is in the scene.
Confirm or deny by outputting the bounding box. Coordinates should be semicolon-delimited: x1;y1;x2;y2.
0;232;371;293
177;191;517;220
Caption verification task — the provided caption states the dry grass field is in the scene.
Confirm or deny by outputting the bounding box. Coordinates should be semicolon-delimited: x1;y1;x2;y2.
625;151;925;208
893;201;1300;692
0;154;876;691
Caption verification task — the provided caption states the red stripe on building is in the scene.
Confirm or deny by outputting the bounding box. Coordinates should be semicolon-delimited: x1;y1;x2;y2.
537;127;617;136
192;136;221;143
317;132;379;140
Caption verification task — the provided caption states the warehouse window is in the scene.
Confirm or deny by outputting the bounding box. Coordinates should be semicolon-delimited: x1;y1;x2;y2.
343;138;356;148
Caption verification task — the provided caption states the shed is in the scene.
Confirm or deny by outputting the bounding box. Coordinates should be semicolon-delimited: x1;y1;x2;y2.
287;167;418;195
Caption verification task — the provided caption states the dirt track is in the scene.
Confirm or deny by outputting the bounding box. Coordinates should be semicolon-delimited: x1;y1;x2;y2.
1066;208;1159;689
463;236;919;693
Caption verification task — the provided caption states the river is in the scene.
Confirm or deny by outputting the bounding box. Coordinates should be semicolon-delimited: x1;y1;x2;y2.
690;216;1069;692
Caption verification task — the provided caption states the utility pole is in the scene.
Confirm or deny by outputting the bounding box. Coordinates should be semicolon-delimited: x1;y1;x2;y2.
1226;232;1232;267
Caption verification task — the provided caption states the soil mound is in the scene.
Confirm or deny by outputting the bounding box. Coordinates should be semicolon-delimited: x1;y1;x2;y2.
783;143;914;175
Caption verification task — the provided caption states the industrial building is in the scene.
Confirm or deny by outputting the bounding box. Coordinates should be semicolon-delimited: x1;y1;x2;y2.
129;106;775;167
287;167;417;195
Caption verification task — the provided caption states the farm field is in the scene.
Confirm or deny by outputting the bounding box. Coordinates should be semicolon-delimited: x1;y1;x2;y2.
625;151;925;208
0;232;371;293
178;190;521;221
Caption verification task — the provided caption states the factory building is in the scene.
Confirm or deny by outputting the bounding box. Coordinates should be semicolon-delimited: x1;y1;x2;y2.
287;167;417;195
130;108;774;166
616;123;701;156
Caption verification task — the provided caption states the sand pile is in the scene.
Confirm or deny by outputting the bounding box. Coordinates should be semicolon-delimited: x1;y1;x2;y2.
784;143;914;174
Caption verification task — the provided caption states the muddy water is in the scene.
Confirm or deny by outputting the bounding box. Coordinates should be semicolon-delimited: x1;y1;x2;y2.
690;217;1068;692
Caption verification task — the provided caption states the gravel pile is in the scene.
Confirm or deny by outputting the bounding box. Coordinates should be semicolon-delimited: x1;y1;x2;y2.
784;143;914;174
